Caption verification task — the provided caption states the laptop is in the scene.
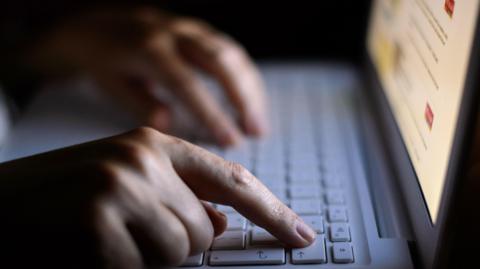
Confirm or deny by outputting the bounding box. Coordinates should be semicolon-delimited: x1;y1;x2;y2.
1;0;479;268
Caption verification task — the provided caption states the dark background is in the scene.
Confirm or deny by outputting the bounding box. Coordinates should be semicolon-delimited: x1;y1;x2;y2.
2;0;372;62
0;0;371;107
163;0;372;62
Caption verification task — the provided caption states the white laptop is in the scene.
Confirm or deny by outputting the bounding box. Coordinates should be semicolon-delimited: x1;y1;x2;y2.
1;0;480;268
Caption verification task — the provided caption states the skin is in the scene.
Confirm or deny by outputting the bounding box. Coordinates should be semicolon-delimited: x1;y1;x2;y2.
0;127;315;268
0;6;316;267
26;6;268;146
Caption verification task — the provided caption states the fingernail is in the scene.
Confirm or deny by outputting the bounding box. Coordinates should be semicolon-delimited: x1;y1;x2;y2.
295;219;316;243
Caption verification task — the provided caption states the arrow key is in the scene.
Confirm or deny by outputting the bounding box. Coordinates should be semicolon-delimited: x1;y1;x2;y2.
332;242;354;263
291;235;326;264
330;223;350;242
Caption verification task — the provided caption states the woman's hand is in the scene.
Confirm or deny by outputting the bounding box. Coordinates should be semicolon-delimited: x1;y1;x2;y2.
0;127;314;268
27;6;268;146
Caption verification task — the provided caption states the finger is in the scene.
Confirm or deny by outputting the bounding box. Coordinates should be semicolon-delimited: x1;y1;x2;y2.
126;202;191;267
202;201;228;237
154;165;216;255
108;166;191;267
94;71;171;131
95;203;143;269
146;39;242;146
178;31;269;136
161;135;316;248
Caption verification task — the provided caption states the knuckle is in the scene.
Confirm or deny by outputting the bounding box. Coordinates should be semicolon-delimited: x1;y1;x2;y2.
226;161;254;190
92;161;124;190
131;126;161;143
90;162;139;202
161;133;191;153
166;134;186;146
112;140;155;172
122;142;151;162
215;44;245;65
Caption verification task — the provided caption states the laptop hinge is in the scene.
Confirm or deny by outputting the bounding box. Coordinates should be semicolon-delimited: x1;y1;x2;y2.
353;90;414;241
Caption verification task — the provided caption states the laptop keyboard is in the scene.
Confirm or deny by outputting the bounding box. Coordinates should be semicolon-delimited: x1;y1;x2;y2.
186;70;356;266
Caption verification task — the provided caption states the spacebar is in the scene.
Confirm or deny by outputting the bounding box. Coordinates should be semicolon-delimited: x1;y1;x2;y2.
209;249;285;266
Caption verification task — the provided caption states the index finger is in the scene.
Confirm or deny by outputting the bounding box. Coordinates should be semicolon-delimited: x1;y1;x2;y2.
177;32;269;136
145;37;242;146
160;135;316;248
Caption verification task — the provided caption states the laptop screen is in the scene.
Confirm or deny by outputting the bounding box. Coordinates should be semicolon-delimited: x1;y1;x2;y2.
367;0;479;223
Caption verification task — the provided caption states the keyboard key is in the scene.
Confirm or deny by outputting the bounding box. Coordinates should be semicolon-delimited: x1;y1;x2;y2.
182;253;204;267
322;169;344;186
212;231;246;250
251;227;280;246
289;166;319;178
289;185;320;198
289;151;317;162
226;213;247;230
300;215;324;233
325;190;345;205
328;207;348;222
257;162;284;173
332;243;354;263
291;236;327;264
322;177;342;188
256;157;282;169
262;179;287;189
330;223;350;242
257;145;284;156
256;173;287;185
290;199;322;215
289;159;319;171
256;151;284;163
289;170;320;182
209;249;285;265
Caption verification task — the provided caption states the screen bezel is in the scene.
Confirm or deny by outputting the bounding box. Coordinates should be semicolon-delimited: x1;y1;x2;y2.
363;3;480;267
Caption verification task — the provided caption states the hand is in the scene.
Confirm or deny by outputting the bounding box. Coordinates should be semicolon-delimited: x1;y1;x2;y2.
0;127;315;268
27;6;268;146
